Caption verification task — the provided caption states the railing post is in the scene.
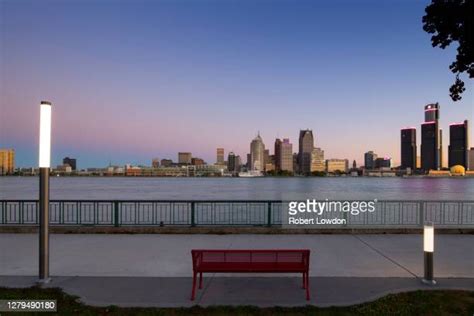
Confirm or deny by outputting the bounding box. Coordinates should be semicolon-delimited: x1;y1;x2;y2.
267;202;272;227
114;201;119;227
1;201;5;224
191;202;196;227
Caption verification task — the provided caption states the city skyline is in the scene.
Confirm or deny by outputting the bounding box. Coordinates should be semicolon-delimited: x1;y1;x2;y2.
1;0;473;168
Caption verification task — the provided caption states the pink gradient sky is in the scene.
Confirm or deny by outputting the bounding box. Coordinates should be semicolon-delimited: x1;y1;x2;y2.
0;0;473;168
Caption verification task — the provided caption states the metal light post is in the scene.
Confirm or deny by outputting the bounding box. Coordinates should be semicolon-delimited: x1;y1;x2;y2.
38;101;52;283
422;222;436;285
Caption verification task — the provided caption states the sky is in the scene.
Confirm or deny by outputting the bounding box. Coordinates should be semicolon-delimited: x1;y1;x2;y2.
0;0;472;168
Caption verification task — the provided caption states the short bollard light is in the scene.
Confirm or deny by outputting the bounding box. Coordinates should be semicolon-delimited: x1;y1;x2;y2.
422;223;436;285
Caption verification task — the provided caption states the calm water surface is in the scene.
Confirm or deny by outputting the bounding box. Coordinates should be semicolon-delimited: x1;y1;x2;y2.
0;177;473;200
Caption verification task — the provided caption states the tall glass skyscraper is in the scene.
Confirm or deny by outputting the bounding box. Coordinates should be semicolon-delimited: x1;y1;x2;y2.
421;103;441;171
298;129;314;175
449;120;469;168
250;133;265;171
401;128;416;170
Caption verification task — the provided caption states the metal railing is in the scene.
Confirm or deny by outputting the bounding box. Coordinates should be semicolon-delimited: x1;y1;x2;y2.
0;200;473;228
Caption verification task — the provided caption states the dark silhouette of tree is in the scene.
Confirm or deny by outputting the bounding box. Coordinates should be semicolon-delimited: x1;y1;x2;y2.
422;0;473;101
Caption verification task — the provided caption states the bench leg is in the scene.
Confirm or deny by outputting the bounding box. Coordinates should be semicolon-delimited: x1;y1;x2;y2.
191;272;197;301
302;272;306;289
305;272;310;301
199;272;203;289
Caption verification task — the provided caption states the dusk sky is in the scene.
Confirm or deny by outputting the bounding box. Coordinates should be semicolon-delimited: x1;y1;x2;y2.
1;0;472;168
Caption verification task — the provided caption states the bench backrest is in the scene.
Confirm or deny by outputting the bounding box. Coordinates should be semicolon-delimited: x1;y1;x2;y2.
192;249;310;269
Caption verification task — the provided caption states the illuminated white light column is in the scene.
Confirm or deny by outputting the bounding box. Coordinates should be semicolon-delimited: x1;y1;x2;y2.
422;222;436;285
38;101;52;283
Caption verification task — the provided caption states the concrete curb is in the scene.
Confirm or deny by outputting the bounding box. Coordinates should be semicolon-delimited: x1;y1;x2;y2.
1;276;473;307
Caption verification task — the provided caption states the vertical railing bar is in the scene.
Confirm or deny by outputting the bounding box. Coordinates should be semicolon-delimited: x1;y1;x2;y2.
267;202;272;227
19;201;23;224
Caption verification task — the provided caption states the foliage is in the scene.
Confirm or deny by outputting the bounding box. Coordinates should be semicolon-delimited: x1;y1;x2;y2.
422;0;473;101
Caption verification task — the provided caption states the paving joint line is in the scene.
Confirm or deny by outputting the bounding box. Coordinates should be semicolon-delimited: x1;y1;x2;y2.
352;234;419;279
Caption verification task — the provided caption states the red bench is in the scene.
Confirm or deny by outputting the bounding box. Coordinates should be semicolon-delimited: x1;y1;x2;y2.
191;249;311;301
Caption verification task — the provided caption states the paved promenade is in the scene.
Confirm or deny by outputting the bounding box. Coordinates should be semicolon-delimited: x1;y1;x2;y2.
1;234;473;307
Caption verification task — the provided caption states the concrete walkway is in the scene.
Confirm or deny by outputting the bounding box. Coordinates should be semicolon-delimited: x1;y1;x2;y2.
1;234;473;307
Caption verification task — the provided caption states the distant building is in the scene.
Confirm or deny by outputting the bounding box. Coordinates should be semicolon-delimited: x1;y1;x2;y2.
279;138;293;172
152;158;160;168
178;152;192;164
56;164;72;173
264;149;270;165
421;103;441;172
216;148;225;165
440;128;444;168
227;152;241;173
298;129;314;174
125;166;142;176
250;133;265;171
375;157;392;169
421;122;439;171
265;163;275;172
0;149;15;175
293;153;299;173
326;159;348;173
311;147;325;172
161;159;173;167
469;148;474;171
352;160;357;169
364;151;377;170
63;157;77;171
401;128;416;170
274;139;282;171
191;157;205;166
449;120;469;168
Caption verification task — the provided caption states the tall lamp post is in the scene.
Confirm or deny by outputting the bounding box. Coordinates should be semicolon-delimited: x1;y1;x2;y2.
38;101;52;283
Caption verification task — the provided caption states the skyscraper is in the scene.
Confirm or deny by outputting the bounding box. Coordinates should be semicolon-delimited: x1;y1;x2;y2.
311;147;325;172
250;133;265;171
421;103;441;171
469;148;474;171
401;128;416;170
439;129;444;168
264;149;270;165
421;122;438;171
63;157;77;171
274;139;282;172
0;149;15;175
364;151;377;170
280;138;293;172
298;129;314;174
227;152;241;173
424;103;440;121
216;148;225;165
449;120;469;168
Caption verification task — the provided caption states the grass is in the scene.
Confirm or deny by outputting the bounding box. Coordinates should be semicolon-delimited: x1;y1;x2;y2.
0;287;473;315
